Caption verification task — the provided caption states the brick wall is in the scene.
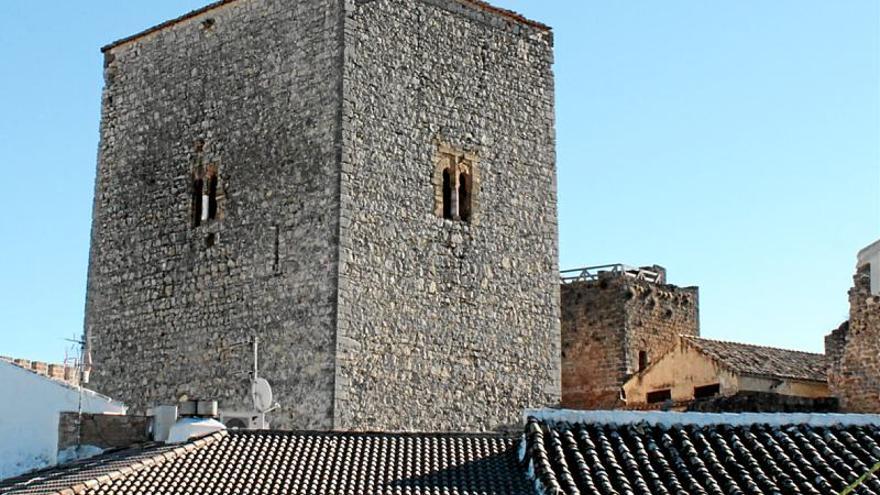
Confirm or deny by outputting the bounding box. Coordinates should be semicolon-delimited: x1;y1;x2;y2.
829;264;880;412
561;271;699;409
58;413;150;451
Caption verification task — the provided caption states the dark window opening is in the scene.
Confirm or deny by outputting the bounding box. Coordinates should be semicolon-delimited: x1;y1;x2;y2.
458;171;471;222
206;173;218;220
638;351;648;372
272;226;281;275
694;383;721;400
442;169;453;220
205;233;216;248
646;389;672;404
192;177;204;227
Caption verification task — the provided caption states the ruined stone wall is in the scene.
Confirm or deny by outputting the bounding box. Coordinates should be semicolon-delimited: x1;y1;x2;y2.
335;0;560;432
561;274;699;410
623;278;699;374
830;265;880;412
85;0;343;429
825;321;848;367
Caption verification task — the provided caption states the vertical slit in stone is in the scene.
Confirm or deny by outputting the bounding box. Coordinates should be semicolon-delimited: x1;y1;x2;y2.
458;171;471;222
192;177;203;227
273;226;281;275
442;169;453;220
206;173;218;220
638;350;648;372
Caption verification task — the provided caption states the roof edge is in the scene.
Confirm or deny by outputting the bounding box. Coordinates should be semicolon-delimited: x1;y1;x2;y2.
680;334;826;357
525;408;880;428
47;431;227;495
101;0;550;53
0;360;124;406
102;0;236;52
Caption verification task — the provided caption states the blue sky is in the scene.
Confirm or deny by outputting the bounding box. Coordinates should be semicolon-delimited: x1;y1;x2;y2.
0;1;877;362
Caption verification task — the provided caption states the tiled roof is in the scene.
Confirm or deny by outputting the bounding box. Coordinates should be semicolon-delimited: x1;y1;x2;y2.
0;436;217;495
0;430;530;495
0;356;81;387
682;336;828;382
523;411;880;495
8;411;880;495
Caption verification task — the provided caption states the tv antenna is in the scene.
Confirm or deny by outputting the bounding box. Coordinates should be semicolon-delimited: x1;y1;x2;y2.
226;335;279;429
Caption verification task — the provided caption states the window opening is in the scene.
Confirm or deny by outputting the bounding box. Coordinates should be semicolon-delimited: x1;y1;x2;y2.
192;166;220;227
694;383;721;400
646;389;672;404
442;169;453;220
192;177;204;227
206;173;218;220
638;351;648;372
458;170;471;222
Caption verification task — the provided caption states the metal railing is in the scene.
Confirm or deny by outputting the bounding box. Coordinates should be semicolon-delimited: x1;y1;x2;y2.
560;264;665;284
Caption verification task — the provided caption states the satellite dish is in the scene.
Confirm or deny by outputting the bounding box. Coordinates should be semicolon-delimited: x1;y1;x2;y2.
251;377;274;413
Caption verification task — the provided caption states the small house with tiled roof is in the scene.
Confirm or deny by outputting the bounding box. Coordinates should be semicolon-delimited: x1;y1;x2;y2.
3;410;880;495
623;336;831;410
0;358;126;480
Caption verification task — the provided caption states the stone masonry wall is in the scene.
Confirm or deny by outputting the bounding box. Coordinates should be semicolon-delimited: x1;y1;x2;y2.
825;321;848;367
561;273;699;410
335;0;560;432
829;265;880;412
85;0;343;429
561;279;627;409
58;413;150;451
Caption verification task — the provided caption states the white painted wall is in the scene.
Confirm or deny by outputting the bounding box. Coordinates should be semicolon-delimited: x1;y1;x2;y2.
0;360;125;480
858;238;880;295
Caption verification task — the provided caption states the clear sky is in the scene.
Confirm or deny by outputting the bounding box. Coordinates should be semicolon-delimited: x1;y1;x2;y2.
0;1;877;362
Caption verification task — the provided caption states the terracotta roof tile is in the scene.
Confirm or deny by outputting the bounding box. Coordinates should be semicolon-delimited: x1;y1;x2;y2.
682;335;828;382
524;414;880;495
1;431;529;495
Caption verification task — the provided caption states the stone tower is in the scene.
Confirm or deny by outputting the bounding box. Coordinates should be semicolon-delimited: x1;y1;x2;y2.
84;0;559;432
560;265;699;409
827;240;880;413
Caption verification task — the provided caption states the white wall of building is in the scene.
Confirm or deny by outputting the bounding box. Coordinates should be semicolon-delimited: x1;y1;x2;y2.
0;360;125;480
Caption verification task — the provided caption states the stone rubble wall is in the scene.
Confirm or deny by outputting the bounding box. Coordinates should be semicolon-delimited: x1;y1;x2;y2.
829;265;880;412
85;0;343;430
561;274;699;410
58;412;151;451
335;0;560;432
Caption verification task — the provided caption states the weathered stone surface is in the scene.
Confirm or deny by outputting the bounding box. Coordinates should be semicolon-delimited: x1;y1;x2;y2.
828;264;880;412
58;413;151;451
86;0;559;432
87;0;345;431
561;271;699;409
334;0;559;433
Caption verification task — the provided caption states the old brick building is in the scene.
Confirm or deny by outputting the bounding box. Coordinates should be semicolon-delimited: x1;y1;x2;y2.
560;265;699;409
85;0;560;432
827;239;880;413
